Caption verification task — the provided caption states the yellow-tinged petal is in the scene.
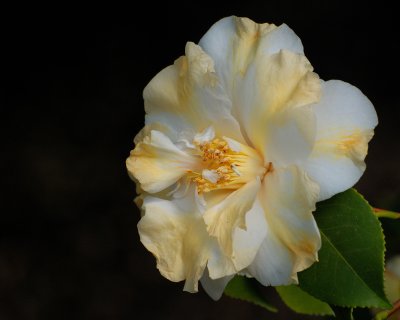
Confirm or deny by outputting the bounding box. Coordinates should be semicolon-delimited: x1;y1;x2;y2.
233;50;320;161
244;50;319;115
203;178;261;261
303;80;378;201
259;165;321;274
246;223;297;286
231;17;277;77
199;16;304;96
144;42;245;144
203;189;268;275
139;190;237;292
199;16;317;157
138;195;209;292
126;130;197;193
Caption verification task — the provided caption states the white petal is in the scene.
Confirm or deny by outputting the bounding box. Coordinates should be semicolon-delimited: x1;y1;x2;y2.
199;16;304;98
203;179;260;259
231;198;268;271
138;192;210;293
258;23;304;56
312;80;378;138
304;80;378;201
232;50;320;162
254;166;321;284
263;104;316;166
247;165;321;286
200;269;233;301
246;225;296;286
206;238;236;279
126;130;197;193
144;42;245;144
199;18;315;154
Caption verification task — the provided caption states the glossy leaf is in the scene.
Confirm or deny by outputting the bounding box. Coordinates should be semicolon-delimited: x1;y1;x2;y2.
299;189;391;309
224;276;277;312
276;285;333;315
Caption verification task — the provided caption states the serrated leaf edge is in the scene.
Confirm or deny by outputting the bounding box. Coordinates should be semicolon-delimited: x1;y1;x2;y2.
224;277;278;312
354;189;392;310
312;189;391;309
224;290;278;312
319;231;388;308
275;286;334;316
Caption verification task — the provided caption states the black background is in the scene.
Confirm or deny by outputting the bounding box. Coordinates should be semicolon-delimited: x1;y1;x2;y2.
2;1;400;319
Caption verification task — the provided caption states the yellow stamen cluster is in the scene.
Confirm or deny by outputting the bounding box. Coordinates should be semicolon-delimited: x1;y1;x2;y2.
191;138;242;194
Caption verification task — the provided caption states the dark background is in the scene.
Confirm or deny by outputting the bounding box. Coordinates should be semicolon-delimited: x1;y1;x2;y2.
2;1;400;319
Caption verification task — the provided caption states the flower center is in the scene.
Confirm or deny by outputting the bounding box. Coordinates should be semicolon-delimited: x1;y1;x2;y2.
188;137;266;193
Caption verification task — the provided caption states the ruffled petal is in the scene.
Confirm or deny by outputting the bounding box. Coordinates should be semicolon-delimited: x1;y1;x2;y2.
203;192;267;279
138;193;209;292
200;269;233;301
203;179;261;262
199;16;304;96
304;80;378;201
233;50;320;163
254;166;321;283
126;130;197;193
144;42;244;144
198;17;317;158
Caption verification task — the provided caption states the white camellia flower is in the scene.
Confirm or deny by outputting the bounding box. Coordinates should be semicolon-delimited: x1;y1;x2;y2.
126;16;378;300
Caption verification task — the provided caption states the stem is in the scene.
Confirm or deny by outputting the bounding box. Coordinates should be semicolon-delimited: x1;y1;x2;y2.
387;299;400;318
373;208;400;219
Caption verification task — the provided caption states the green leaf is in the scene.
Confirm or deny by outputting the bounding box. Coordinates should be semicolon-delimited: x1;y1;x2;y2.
374;310;389;320
224;276;277;312
331;306;354;320
299;189;391;309
276;285;334;315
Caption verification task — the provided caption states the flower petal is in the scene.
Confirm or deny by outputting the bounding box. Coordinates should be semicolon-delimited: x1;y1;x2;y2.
304;80;378;201
203;178;261;266
126;130;197;193
199;16;304;96
199;17;316;155
251;165;321;285
200;269;233;301
206;240;236;279
246;226;296;286
263;104;316;166
231;197;268;271
204;194;266;279
138;193;210;292
144;42;244;143
234;50;320;163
